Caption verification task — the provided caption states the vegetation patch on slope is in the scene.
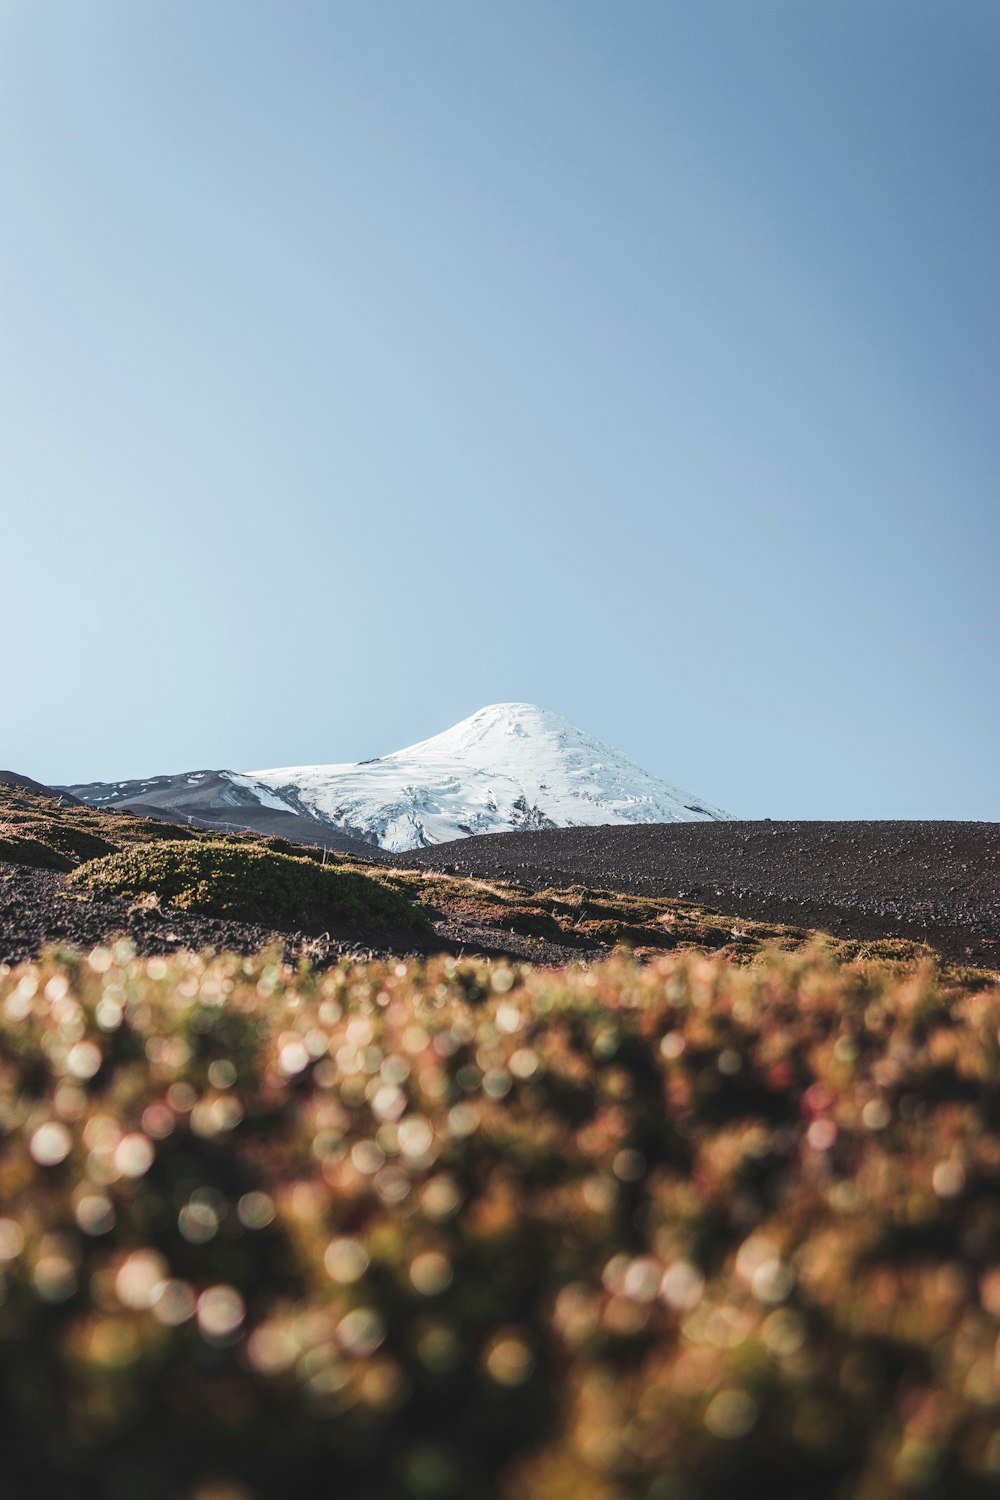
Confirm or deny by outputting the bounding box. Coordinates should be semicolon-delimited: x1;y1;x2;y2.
0;781;201;870
1;945;1000;1498
0;829;80;873
69;840;431;938
361;866;943;968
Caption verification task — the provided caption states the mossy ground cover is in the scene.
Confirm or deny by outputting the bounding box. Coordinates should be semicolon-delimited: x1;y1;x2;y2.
70;841;431;939
0;783;202;872
2;944;1000;1498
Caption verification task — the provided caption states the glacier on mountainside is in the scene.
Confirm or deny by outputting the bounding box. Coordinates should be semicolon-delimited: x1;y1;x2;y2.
247;703;732;854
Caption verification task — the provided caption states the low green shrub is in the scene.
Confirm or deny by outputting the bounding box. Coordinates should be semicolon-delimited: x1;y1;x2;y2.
69;839;430;936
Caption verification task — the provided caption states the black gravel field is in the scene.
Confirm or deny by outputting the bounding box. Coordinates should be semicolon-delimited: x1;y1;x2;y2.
398;820;1000;969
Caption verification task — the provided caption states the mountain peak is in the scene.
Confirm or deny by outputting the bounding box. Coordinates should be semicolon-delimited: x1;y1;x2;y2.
249;705;732;852
402;703;573;761
468;702;545;715
428;702;565;734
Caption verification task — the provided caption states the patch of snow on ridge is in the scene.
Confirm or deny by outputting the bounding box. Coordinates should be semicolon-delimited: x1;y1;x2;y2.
247;703;732;854
224;772;301;817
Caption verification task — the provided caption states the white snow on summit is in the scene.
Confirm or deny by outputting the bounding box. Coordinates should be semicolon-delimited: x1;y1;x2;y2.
247;703;732;853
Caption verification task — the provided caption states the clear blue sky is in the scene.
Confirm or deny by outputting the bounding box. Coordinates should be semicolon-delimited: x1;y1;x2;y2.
2;0;998;818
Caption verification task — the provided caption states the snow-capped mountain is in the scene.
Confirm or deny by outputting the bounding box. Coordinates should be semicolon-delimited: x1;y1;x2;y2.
248;703;731;853
66;704;732;854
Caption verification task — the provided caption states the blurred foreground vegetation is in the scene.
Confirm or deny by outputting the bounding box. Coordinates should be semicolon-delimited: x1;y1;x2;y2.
2;944;1000;1499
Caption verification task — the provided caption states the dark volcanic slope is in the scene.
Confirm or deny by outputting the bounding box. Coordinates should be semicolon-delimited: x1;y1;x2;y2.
0;770;84;805
398;821;1000;968
119;798;379;856
0;862;430;970
64;770;372;856
0;862;286;967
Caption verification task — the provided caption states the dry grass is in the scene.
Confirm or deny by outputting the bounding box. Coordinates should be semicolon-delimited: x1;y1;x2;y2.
367;865;949;967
